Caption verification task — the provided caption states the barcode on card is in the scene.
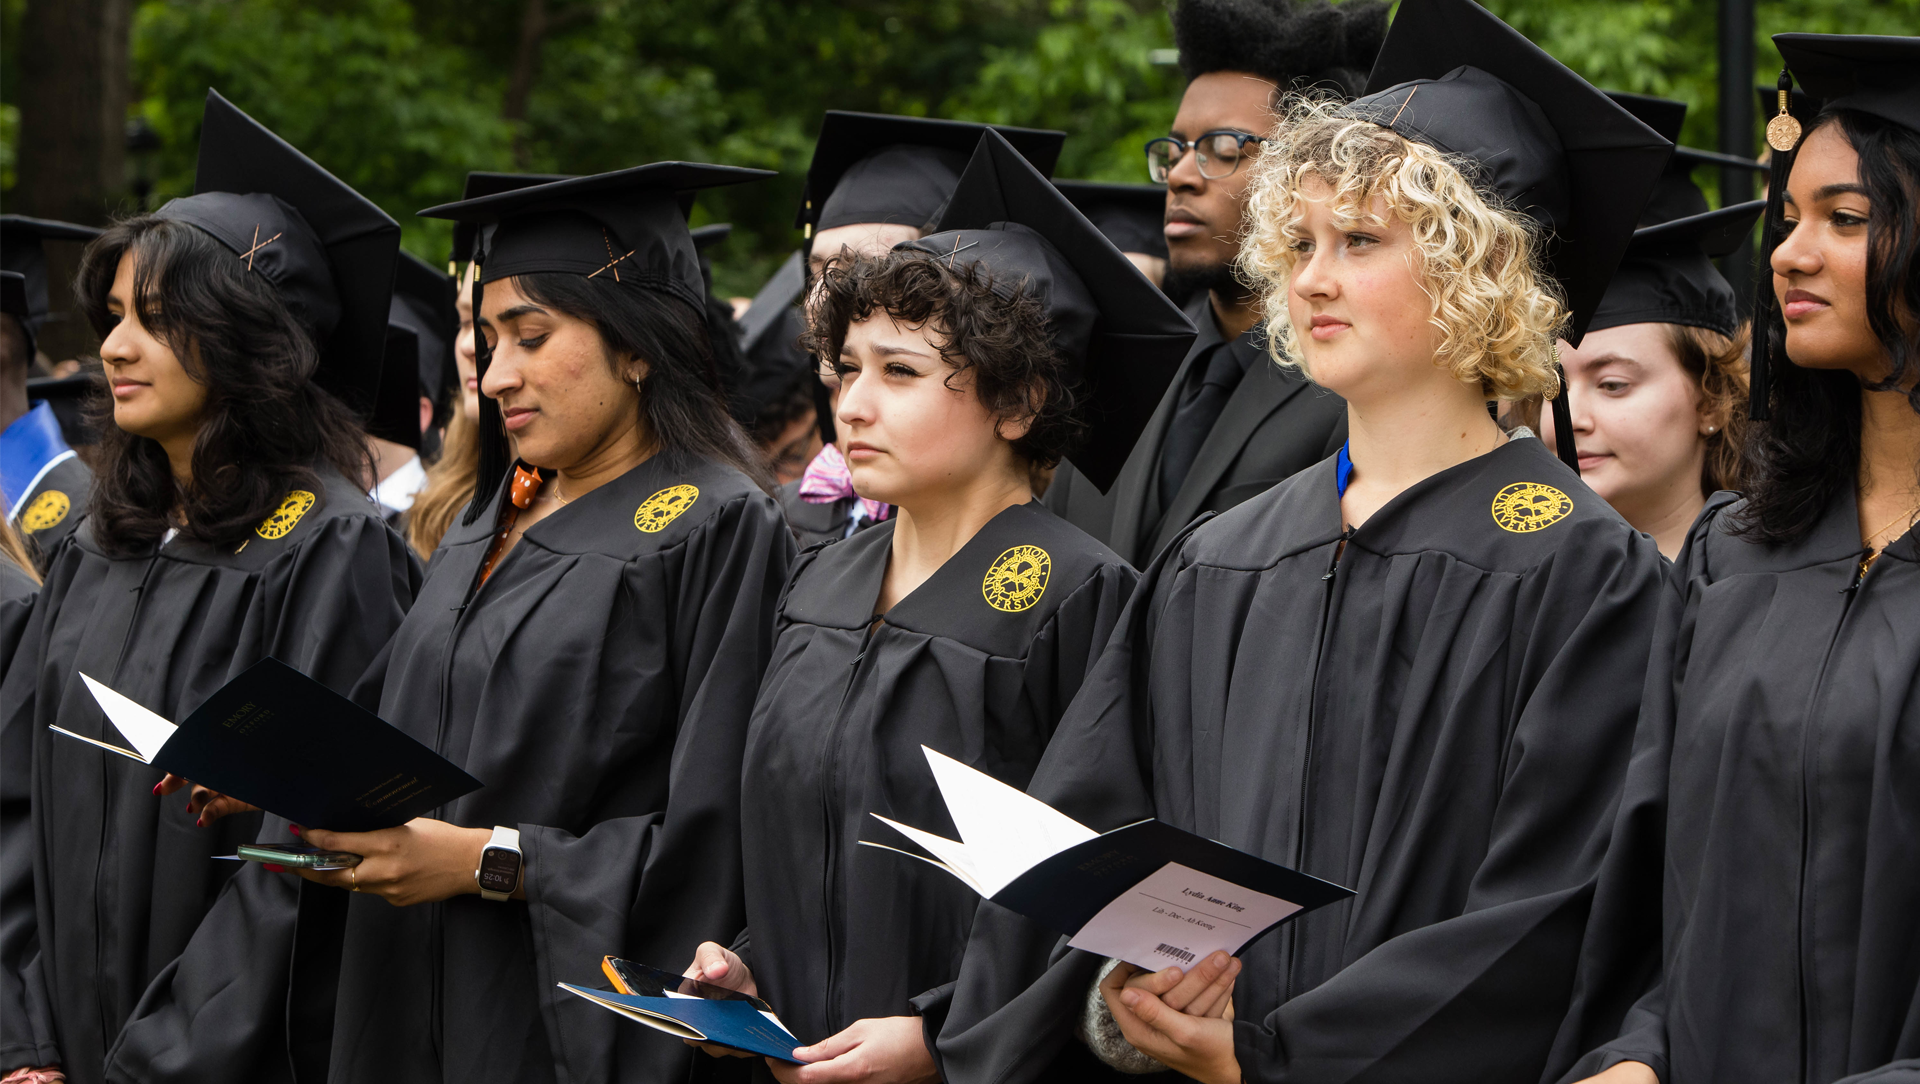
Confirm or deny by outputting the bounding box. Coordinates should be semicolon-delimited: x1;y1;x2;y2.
1153;943;1196;964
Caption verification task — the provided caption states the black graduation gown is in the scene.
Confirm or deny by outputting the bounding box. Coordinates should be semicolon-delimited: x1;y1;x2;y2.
14;455;91;573
774;478;890;549
935;436;1667;1084
1557;491;1920;1083
320;454;789;1082
739;502;1136;1052
0;559;33;667
0;472;419;1084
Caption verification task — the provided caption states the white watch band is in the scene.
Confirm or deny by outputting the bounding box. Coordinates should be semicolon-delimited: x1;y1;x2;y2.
476;825;522;901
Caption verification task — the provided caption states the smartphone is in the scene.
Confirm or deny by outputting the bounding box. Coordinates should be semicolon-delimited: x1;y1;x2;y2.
235;843;362;870
600;956;774;1012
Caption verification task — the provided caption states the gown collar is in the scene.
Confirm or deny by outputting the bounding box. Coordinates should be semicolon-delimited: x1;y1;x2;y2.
1;401;75;519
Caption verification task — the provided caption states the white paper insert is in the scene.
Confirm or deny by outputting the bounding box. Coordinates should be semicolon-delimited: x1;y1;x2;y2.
866;746;1097;897
1067;861;1302;971
58;674;179;763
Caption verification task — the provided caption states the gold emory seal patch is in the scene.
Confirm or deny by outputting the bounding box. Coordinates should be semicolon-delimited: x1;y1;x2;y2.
19;490;70;533
634;484;699;533
1491;482;1574;533
255;490;316;540
982;544;1051;613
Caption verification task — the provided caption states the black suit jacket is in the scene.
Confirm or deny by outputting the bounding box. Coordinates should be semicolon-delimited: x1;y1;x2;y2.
1046;292;1346;567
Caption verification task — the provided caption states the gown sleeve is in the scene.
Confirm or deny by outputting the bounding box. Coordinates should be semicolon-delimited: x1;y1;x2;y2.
910;560;1139;1051
516;493;793;1080
1547;498;1728;1083
1;546;65;1071
1227;524;1665;1083
101;515;421;1082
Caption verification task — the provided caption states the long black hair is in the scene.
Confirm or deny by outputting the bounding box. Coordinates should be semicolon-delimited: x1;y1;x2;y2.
75;216;372;556
462;273;769;525
1737;107;1920;545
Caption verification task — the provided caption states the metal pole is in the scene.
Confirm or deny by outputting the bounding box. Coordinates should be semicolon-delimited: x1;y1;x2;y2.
1718;0;1756;307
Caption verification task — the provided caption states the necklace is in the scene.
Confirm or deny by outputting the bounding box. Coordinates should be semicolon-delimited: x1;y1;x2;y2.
1859;496;1920;575
552;479;572;506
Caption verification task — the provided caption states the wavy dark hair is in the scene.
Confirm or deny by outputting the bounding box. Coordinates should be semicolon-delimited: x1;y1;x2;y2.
804;249;1086;469
75;216;371;556
464;274;770;524
1737;108;1920;545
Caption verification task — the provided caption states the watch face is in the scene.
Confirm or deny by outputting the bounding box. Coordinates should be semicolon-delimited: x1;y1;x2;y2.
478;846;521;893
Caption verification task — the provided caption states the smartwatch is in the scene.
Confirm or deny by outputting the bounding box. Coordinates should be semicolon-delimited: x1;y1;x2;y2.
475;825;523;901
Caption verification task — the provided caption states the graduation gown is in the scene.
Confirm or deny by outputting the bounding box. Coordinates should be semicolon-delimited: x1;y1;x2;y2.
739;502;1135;1051
1042;293;1346;567
313;454;788;1082
1557;491;1920;1083
0;471;418;1084
936;435;1667;1084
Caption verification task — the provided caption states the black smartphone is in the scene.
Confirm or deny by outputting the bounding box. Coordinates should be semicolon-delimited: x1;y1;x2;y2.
235;843;362;870
600;956;773;1012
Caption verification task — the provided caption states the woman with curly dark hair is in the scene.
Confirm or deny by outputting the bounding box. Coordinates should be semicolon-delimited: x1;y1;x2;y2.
1561;33;1920;1084
0;92;418;1084
680;132;1192;1082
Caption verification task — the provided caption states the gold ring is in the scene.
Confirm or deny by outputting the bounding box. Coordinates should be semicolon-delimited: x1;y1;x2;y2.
349;866;359;892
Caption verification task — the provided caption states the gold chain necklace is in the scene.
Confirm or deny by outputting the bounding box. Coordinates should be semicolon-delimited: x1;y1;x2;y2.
1860;497;1920;576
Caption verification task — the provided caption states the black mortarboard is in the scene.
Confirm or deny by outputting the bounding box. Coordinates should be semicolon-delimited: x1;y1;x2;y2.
690;222;731;296
1589;199;1765;338
449;172;569;268
152;90;401;419
1346;0;1670;471
1605;91;1766;226
388;250;457;419
1054;180;1169;259
729;250;812;426
1774;34;1920;135
419;162;773;518
800;112;1066;235
1;215;103;356
369;322;424;450
23;373;102;447
900;130;1196;492
1349;0;1670;343
0;272;27;330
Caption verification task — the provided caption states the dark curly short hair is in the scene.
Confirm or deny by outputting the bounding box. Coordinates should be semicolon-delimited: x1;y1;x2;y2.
804;250;1085;470
1174;0;1389;98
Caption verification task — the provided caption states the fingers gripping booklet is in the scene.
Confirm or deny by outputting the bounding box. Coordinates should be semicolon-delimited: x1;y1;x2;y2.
55;657;481;832
558;958;802;1063
864;747;1354;971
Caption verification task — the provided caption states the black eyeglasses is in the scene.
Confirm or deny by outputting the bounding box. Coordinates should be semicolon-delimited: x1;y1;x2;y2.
1144;130;1267;182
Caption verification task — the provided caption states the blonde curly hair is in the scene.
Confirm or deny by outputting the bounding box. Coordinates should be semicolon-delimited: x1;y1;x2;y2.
1238;96;1567;401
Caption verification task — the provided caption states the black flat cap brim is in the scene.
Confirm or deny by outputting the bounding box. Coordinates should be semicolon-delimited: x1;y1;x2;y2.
450;172;570;265
1054;180;1170;259
800;112;1066;230
1775;34;1920;134
926;130;1195;493
193;89;401;417
1362;0;1672;344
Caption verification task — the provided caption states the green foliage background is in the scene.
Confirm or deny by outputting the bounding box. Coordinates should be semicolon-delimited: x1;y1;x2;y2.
4;0;1918;296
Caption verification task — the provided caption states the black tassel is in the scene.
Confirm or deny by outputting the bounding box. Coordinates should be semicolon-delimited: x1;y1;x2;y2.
1750;69;1801;423
1551;361;1579;473
462;258;512;526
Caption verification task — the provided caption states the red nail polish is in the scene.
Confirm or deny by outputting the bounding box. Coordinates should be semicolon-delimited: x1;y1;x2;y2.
152;782;162;796
195;818;204;827
263;863;284;873
290;825;303;835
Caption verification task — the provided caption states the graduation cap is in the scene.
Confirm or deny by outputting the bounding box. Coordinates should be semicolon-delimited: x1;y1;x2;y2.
728;251;813;427
1054;180;1169;260
1;271;27;332
1604;92;1766;226
23;372;103;447
800;112;1066;236
448;172;571;270
418;161;774;517
897;130;1196;492
369;322;425;450
152;90;401;420
690;222;732;296
1;215;104;357
1774;34;1920;135
386;250;457;424
1343;0;1671;471
1589;199;1766;338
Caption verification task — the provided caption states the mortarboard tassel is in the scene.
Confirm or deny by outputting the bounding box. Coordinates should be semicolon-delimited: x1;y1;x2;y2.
1550;353;1579;474
463;244;513;527
1749;68;1801;423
